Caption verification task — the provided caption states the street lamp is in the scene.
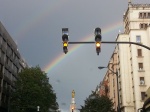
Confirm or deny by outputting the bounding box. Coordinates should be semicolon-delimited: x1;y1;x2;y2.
37;106;40;111
98;66;121;112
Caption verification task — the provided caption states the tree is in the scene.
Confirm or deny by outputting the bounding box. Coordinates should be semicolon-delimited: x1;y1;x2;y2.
80;91;115;112
10;66;59;112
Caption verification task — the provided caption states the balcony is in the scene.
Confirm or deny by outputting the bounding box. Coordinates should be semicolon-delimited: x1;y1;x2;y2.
139;81;146;86
138;68;145;72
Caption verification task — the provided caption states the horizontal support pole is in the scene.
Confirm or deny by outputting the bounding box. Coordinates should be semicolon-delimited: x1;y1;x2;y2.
68;41;150;50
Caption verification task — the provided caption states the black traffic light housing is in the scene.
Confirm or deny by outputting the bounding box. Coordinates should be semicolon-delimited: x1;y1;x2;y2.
94;27;101;55
62;28;69;54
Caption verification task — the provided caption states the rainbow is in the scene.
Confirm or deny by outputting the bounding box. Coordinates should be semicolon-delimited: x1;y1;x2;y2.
43;21;123;74
11;1;123;74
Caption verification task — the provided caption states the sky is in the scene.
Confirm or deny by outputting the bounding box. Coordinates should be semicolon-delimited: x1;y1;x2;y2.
0;0;150;112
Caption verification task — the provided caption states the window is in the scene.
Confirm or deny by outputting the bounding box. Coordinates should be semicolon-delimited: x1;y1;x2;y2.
3;81;7;90
139;12;150;19
140;77;145;85
140;24;144;29
5;56;9;65
136;36;141;43
0;36;2;45
2;38;6;49
144;13;146;18
1;51;5;62
138;63;143;70
139;13;143;18
137;49;142;56
140;23;148;29
148;13;150;18
141;92;146;100
145;24;148;29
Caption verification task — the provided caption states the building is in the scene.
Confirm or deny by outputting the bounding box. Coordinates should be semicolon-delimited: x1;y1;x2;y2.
100;2;150;112
143;87;150;111
0;21;27;112
99;80;109;97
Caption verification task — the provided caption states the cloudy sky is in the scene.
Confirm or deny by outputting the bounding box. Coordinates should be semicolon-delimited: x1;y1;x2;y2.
0;0;150;111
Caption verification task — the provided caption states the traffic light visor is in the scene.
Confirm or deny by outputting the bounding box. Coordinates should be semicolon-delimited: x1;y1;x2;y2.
62;28;69;35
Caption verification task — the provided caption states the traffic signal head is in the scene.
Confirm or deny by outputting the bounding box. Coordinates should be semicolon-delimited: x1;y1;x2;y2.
94;27;101;55
62;28;69;54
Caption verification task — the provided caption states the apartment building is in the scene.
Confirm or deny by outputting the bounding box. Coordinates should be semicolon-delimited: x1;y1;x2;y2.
0;22;27;112
142;87;150;111
100;2;150;112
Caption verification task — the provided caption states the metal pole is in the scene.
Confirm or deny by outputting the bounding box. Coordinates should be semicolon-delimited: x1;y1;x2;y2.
116;71;121;112
108;68;120;112
68;41;150;50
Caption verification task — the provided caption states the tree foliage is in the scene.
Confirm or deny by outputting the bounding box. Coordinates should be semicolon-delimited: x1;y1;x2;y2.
10;66;59;112
80;91;115;112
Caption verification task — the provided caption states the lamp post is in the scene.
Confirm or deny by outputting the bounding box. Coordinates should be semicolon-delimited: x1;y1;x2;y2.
98;66;121;112
37;106;40;112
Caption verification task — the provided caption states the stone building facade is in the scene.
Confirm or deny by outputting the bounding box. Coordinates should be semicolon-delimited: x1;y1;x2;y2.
100;2;150;112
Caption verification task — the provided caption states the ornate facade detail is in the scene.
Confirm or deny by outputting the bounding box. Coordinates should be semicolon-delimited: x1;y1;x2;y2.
131;4;150;8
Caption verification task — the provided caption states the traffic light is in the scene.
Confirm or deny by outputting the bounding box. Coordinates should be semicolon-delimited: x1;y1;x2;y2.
94;27;101;55
62;28;69;54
